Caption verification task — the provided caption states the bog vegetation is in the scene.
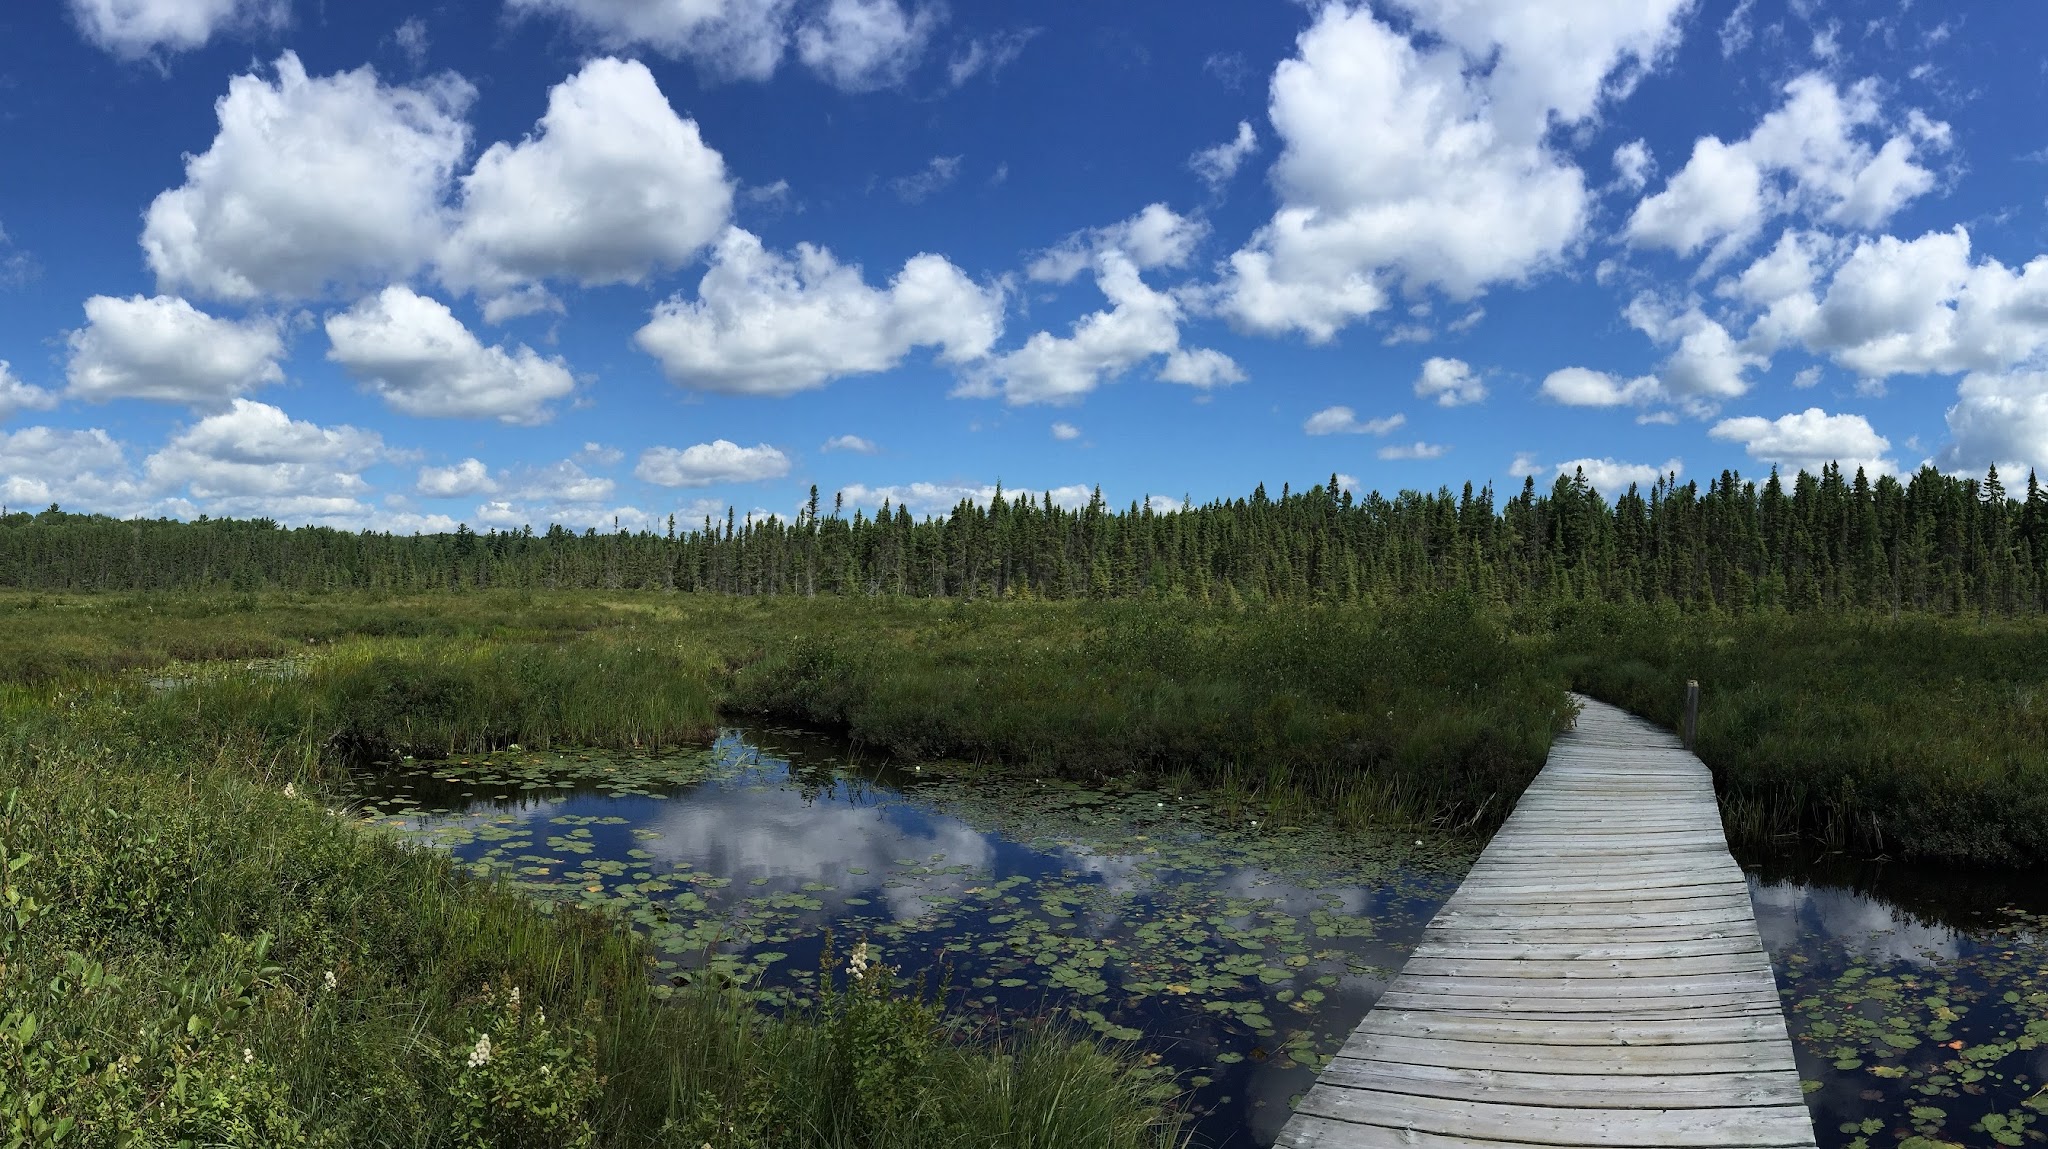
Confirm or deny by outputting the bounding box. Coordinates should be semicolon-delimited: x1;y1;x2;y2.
1;463;2044;1144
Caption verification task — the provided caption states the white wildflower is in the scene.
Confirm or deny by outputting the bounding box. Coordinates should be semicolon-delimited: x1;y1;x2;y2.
323;969;337;992
243;1048;254;1064
846;941;871;980
508;986;520;1010
467;1033;493;1069
282;783;296;799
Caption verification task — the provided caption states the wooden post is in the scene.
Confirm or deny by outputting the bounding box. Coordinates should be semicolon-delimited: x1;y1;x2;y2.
1683;679;1700;750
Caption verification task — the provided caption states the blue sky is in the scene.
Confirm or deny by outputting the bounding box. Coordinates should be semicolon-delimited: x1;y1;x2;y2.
1;0;2044;532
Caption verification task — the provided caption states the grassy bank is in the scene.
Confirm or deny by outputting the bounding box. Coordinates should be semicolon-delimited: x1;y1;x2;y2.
712;594;1567;832
0;682;1180;1147
1554;603;2048;867
2;589;1573;834
1;588;1570;1146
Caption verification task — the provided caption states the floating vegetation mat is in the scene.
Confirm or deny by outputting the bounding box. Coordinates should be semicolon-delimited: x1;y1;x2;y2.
345;727;1470;1146
1756;875;2048;1148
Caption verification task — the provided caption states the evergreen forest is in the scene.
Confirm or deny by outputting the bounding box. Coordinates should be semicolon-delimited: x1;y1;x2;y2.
5;462;2047;614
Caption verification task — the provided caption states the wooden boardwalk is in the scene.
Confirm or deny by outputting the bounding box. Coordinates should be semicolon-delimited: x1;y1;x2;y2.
1276;696;1816;1148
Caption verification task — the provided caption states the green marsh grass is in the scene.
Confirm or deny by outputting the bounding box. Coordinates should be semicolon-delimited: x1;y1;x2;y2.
1554;603;2048;866
0;682;1186;1147
6;587;2039;1143
709;594;1570;834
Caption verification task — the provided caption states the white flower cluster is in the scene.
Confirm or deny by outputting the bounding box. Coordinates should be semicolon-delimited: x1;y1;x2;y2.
467;1033;493;1069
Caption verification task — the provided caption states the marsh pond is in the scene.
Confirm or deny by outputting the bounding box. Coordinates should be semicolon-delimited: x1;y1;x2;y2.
345;727;1468;1146
347;730;2048;1148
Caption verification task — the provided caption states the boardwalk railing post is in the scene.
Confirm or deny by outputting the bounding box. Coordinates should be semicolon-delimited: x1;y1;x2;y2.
1683;679;1700;750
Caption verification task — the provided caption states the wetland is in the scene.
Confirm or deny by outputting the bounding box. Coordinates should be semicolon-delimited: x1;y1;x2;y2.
2;588;2044;1147
346;727;1469;1147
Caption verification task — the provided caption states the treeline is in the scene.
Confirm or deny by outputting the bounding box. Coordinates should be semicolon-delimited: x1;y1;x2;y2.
3;462;2046;613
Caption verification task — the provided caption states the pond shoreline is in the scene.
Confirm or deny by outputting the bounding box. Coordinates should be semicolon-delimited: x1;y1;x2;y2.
347;723;1475;1147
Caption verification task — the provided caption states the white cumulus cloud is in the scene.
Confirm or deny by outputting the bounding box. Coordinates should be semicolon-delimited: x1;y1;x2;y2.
144;398;388;521
796;0;939;92
1215;5;1591;342
838;481;1091;515
971;252;1236;405
0;363;59;423
1158;348;1246;389
143;52;473;302
0;426;149;514
66;294;285;406
1626;297;1766;411
1378;441;1447;460
1190;121;1258;191
1611;139;1654;191
1303;406;1403;436
1050;421;1081;441
1383;0;1693;141
70;0;284;59
504;460;614;503
1540;366;1663;407
1750;227;2048;381
822;434;878;454
636;227;1002;396
636;441;792;487
1027;203;1207;285
1709;407;1894;476
1627;74;1946;265
418;458;496;497
441;58;734;319
504;0;796;83
325;287;576;424
1414;356;1486;406
1555;456;1681;493
1940;370;2048;475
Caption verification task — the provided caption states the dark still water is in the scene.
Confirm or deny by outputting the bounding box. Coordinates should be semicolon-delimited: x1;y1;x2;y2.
348;730;2048;1147
1747;854;2048;1147
346;729;1468;1147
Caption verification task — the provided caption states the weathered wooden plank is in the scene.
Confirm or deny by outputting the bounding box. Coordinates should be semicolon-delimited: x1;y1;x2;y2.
1317;1058;1806;1108
1292;1088;1817;1146
1407;935;1766;961
1451;879;1754;902
1335;1030;1798;1074
1400;953;1774;980
1391;969;1781;998
1428;908;1761;930
1276;694;1815;1149
1372;990;1786;1017
1353;1011;1797;1046
1465;855;1743;873
1441;892;1759;916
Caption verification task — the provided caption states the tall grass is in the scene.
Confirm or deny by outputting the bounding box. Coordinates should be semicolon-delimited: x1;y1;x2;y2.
0;689;1183;1147
7;587;2037;864
1553;602;2048;866
713;594;1571;833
